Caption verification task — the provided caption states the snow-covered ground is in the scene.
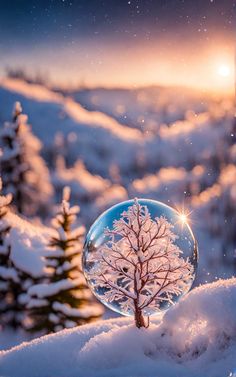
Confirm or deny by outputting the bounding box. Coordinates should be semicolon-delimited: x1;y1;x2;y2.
0;78;234;282
0;278;235;377
68;86;218;131
0;78;235;373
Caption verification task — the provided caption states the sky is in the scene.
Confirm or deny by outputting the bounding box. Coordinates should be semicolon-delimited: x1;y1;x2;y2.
0;0;235;91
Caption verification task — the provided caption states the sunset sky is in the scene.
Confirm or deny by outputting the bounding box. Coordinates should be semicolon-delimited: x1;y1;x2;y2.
0;0;235;92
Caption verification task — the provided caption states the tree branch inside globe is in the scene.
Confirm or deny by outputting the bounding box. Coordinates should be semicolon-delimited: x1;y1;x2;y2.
88;199;194;328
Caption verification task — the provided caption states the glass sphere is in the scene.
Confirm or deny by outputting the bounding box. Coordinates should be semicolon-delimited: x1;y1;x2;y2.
83;199;198;318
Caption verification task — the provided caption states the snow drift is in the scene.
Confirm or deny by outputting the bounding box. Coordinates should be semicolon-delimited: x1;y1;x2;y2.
0;278;235;377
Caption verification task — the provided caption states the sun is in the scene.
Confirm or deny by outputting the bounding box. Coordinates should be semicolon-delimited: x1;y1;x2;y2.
179;213;188;224
217;64;230;78
174;204;193;227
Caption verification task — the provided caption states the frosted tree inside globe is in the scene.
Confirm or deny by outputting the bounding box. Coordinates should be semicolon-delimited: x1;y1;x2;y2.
83;199;197;328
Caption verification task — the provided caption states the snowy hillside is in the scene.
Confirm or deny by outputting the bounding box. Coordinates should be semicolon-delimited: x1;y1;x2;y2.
0;1;235;375
0;78;234;178
0;77;235;377
0;278;235;377
69;86;219;130
0;78;143;176
0;78;235;285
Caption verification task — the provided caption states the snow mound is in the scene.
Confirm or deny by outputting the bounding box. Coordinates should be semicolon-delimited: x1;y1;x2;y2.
5;212;51;277
0;278;235;377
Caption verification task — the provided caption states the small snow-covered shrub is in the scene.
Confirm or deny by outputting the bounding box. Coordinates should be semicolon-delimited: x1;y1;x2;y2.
26;187;103;333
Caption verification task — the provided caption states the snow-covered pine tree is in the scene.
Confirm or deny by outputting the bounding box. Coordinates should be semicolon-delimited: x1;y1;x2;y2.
0;178;13;327
26;187;103;333
0;178;25;328
0;102;53;216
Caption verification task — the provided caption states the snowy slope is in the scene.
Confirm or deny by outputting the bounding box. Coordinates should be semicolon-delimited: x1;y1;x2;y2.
0;78;235;283
52;159;128;223
0;78;143;175
69;86;218;130
0;78;233;178
0;79;142;141
0;278;235;377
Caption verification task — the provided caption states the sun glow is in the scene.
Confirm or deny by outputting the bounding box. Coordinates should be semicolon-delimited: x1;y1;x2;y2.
217;64;231;78
22;38;234;93
179;213;188;224
175;205;193;227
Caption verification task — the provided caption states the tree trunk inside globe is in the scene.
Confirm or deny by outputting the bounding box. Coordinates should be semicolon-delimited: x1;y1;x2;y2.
135;308;146;328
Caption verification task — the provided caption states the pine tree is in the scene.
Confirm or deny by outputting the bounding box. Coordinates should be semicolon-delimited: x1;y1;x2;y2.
26;187;103;333
0;178;25;328
0;176;40;329
0;178;13;327
0;102;53;216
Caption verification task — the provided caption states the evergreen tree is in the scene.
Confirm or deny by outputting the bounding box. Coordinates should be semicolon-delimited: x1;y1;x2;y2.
0;102;53;216
26;187;103;333
0;178;27;328
0;176;38;329
0;178;14;327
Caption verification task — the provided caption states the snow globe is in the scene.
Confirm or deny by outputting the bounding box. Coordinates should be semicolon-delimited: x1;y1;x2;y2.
83;198;198;328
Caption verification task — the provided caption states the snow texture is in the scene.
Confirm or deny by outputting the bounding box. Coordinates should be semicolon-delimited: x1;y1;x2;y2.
0;278;235;377
28;278;83;298
5;212;51;278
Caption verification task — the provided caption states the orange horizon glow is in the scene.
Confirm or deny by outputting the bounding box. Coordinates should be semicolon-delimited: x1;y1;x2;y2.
1;36;234;94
